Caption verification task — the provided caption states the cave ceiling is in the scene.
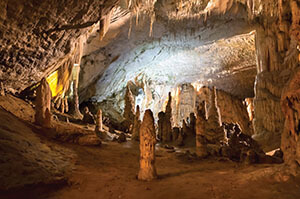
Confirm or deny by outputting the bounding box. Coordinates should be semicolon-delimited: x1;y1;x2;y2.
0;0;258;97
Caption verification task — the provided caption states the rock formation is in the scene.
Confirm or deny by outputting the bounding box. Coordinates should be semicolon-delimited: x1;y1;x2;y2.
189;112;196;134
95;109;103;133
163;92;173;142
158;111;165;141
35;78;52;128
82;107;95;125
123;85;135;131
205;87;224;143
0;82;5;96
221;123;282;164
138;109;157;181
281;68;300;173
172;127;180;142
131;105;141;141
158;105;172;143
253;0;300;152
69;64;83;119
196;101;208;157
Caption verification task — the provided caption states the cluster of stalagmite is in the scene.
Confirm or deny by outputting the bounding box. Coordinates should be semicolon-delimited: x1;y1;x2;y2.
35;78;52;128
131;105;141;141
138;109;157;181
205;87;225;143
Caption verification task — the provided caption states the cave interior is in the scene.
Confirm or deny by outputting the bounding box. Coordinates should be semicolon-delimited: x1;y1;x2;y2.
1;0;300;198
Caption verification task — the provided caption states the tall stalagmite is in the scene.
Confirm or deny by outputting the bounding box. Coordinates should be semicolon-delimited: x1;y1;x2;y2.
138;109;157;181
35;78;52;128
95;109;103;133
196;101;208;157
206;87;224;143
131;105;141;141
164;92;173;142
124;85;135;131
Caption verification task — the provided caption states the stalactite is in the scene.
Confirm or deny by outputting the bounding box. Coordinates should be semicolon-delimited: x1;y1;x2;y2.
128;14;133;39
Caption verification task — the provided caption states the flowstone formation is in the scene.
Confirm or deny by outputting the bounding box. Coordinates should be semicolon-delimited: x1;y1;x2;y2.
205;87;224;143
35;78;52;128
138;109;157;181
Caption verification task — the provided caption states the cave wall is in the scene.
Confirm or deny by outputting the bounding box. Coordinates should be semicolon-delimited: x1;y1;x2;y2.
253;0;300;152
0;0;117;93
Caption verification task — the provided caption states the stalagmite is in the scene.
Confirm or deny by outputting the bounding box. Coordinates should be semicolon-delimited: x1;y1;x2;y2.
196;101;208;157
124;85;135;131
163;92;173;142
60;98;65;113
158;111;165;141
0;82;4;96
95;109;103;133
35;78;52;128
138;109;157;181
189;112;196;134
205;86;224;143
64;98;69;113
131;105;141;141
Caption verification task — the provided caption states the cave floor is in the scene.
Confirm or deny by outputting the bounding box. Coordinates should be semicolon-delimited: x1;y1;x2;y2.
1;94;300;199
43;141;300;199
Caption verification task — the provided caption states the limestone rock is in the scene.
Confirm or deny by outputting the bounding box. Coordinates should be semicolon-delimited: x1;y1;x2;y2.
34;78;52;128
138;109;157;181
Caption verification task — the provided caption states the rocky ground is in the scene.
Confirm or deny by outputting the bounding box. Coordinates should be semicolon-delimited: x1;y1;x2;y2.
0;95;300;199
26;142;300;199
